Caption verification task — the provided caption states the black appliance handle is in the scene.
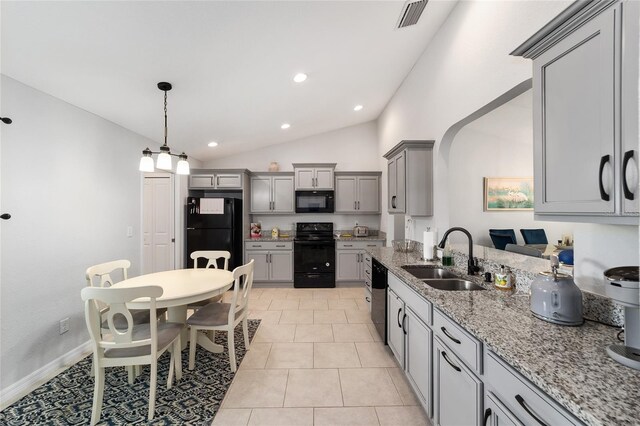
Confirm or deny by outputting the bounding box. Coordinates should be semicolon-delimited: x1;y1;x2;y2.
442;351;461;372
598;155;610;201
623;150;635;200
397;307;402;328
1;213;11;220
484;409;492;426
441;326;461;344
294;240;334;246
402;313;407;335
186;227;195;230
515;394;548;426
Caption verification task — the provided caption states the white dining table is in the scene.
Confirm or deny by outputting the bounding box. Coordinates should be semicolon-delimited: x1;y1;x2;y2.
111;268;234;352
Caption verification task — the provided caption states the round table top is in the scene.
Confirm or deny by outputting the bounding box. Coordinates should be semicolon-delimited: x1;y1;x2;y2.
111;268;234;309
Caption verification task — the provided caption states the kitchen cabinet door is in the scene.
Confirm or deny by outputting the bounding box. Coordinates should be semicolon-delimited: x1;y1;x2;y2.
357;176;380;213
405;307;432;417
485;392;523;426
622;1;639;215
395;152;406;213
335;176;358;213
388;157;397;212
270;251;293;282
336;250;360;281
295;168;315;189
215;173;243;189
315;167;334;189
272;176;294;213
246;250;270;282
189;175;215;189
250;176;272;213
387;288;405;368
533;6;617;215
434;338;482;426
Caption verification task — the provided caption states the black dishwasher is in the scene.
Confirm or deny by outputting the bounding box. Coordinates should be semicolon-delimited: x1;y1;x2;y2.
371;258;388;344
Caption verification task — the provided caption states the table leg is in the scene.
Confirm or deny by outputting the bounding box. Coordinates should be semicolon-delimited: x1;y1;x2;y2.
196;332;224;354
167;306;189;350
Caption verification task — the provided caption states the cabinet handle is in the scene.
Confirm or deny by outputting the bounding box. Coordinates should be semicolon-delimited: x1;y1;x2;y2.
367;244;376;247
397;308;403;328
515;394;548;426
598;155;611;201
344;244;353;247
0;213;11;220
623;150;635;200
391;195;396;208
402;313;407;335
441;351;461;372
365;296;370;302
484;408;492;426
216;176;220;186
357;201;360;210
276;244;285;248
441;326;461;344
355;201;357;210
253;244;262;248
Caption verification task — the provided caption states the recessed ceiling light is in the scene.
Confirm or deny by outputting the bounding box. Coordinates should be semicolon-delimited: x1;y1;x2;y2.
354;105;364;111
208;141;218;147
293;73;307;83
281;123;291;130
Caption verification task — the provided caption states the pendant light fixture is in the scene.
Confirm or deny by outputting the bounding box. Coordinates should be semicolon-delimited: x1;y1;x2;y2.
139;82;190;175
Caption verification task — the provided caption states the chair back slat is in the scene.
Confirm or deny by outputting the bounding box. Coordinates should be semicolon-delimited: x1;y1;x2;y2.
190;250;231;270
229;260;254;321
86;260;132;313
81;286;161;351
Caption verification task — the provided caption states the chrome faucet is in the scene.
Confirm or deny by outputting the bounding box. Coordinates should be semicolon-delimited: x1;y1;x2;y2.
438;227;481;275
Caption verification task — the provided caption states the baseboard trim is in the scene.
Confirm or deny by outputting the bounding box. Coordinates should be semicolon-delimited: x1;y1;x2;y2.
0;341;92;410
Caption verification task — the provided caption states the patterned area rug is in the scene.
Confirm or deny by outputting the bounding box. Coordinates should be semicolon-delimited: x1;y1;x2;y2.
0;320;260;425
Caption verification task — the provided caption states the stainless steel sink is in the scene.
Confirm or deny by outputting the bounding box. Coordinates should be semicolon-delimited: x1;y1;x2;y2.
422;279;485;291
402;266;459;279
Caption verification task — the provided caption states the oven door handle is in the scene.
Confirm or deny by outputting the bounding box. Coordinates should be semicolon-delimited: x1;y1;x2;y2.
294;240;334;246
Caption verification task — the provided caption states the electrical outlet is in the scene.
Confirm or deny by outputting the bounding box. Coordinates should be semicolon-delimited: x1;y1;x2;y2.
127;226;133;238
59;317;70;335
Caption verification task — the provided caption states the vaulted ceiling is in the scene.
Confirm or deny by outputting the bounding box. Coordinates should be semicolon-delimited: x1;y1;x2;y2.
1;1;457;161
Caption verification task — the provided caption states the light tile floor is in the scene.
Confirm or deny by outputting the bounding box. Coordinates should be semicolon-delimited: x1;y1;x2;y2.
213;287;430;426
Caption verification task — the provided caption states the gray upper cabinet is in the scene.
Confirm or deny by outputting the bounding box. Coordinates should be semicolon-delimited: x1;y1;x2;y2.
250;173;294;214
335;172;381;214
512;0;639;224
293;163;336;190
189;169;247;190
383;141;434;216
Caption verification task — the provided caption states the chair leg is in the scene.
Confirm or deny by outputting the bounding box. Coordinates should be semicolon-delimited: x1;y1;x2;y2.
127;365;135;385
90;365;105;426
228;326;236;372
208;330;215;341
167;347;175;390
188;327;198;370
174;336;183;381
148;361;157;421
242;318;250;349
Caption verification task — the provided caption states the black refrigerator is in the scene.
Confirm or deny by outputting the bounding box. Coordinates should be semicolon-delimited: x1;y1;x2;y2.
186;197;243;270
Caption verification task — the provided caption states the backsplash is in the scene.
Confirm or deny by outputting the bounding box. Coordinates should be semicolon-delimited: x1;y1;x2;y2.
447;243;624;327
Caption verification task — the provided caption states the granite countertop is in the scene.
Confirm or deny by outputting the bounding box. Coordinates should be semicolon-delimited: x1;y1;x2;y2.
334;234;386;241
368;247;640;426
245;235;295;242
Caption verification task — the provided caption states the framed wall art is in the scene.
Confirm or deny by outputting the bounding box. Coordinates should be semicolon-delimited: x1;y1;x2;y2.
484;177;534;211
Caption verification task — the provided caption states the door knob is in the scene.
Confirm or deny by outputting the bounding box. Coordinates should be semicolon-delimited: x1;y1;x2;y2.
0;213;11;220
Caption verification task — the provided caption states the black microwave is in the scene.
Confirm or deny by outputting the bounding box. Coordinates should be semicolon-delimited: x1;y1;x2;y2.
295;190;335;213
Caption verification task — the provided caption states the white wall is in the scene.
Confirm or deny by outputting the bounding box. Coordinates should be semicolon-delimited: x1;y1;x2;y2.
205;121;380;172
0;76;157;391
448;90;575;247
378;0;638;281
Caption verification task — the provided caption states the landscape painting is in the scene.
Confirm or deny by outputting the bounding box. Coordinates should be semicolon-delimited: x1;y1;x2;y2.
484;177;534;211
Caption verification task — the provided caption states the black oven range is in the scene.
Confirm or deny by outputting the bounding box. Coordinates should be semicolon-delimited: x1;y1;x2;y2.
294;222;336;288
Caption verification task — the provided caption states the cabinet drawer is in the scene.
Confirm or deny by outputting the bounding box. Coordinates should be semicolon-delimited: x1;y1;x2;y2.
433;309;482;374
245;241;293;250
189;175;215;188
388;273;431;326
336;240;383;250
364;253;372;268
365;288;372;312
364;275;372;292
215;173;243;189
485;351;582;426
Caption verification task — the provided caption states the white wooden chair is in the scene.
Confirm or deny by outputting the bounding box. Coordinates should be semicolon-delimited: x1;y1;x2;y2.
81;285;184;425
85;260;167;327
188;250;231;309
187;259;254;372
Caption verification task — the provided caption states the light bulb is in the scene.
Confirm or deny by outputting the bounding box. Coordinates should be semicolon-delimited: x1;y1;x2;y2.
176;159;190;175
156;152;172;170
139;155;154;172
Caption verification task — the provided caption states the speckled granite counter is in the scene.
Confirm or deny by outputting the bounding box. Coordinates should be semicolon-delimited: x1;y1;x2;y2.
368;247;640;426
334;231;386;242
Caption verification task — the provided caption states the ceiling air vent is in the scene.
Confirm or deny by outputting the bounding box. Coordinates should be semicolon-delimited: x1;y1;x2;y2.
397;0;428;29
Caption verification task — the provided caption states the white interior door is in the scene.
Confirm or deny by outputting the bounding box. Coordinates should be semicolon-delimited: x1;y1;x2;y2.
143;174;174;274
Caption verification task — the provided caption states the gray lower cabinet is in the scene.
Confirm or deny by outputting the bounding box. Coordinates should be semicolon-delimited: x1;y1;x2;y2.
335;173;381;214
485;391;523;426
336;241;383;282
250;174;294;214
434;337;483;426
512;0;639;224
384;140;434;216
484;350;582;426
245;241;293;283
387;272;433;417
